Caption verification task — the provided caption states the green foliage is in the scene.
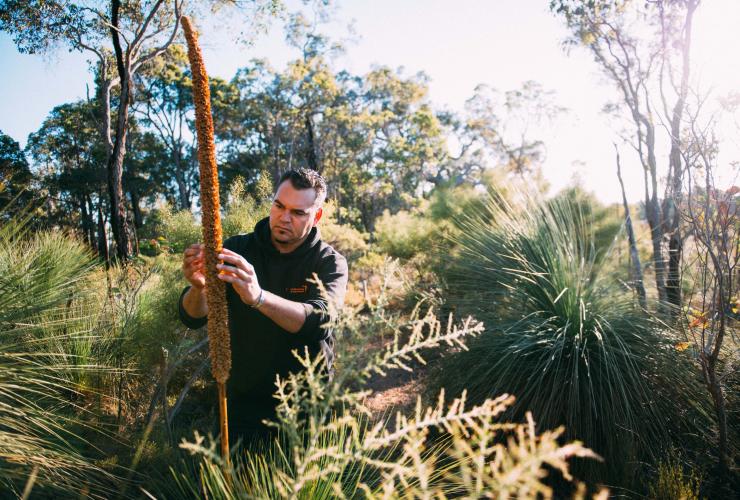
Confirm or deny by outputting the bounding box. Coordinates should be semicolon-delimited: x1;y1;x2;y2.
142;174;272;255
552;185;622;263
25;100;105;231
319;201;368;262
164;419;380;500
163;303;600;498
647;451;702;500
218;51;450;230
0;213;114;496
137;43;200;211
0;129;34;217
373;208;437;259
155;203;201;254
429;182;486;224
221;175;270;238
0;224;96;329
430;188;711;487
123;257;191;370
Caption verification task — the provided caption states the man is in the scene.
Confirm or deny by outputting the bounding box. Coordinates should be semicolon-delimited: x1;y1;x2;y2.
178;168;348;443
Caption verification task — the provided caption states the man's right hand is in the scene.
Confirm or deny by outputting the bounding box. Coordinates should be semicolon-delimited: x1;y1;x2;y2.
183;243;207;290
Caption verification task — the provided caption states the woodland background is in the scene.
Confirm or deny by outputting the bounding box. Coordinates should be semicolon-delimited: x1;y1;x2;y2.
0;0;737;498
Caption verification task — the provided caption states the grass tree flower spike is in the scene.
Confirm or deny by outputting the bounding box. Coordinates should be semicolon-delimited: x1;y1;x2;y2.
182;16;231;385
182;15;231;460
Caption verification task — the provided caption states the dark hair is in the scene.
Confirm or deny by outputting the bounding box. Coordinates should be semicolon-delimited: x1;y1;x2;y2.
277;168;327;206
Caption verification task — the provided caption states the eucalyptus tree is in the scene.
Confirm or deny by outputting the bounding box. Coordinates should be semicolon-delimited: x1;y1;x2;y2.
0;0;281;261
437;81;565;190
0;131;34;218
350;66;447;229
550;0;701;310
123;129;171;230
0;0;184;261
220;56;447;231
136;43;197;210
26;101;108;251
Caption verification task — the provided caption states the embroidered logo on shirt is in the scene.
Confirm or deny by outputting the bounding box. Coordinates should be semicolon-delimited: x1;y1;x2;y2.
287;284;308;294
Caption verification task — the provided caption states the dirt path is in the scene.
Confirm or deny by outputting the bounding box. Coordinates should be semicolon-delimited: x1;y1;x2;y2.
360;332;430;418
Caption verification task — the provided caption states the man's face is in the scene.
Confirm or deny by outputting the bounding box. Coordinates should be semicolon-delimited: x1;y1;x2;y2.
269;181;323;250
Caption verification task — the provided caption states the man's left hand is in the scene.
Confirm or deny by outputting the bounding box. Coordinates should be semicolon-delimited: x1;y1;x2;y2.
216;248;262;306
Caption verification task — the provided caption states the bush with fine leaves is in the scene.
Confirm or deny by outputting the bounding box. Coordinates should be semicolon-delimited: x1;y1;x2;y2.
373;208;437;260
152;297;602;499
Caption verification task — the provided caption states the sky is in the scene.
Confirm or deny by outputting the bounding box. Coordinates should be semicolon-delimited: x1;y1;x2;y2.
1;0;739;204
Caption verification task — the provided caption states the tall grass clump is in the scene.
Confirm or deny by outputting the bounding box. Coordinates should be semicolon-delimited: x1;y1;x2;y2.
430;189;710;488
0;214;114;496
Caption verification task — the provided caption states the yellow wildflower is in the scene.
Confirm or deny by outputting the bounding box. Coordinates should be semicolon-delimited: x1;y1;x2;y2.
675;342;690;352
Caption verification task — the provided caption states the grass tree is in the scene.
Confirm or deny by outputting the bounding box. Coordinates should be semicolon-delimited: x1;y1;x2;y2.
0;212;114;496
431;189;710;488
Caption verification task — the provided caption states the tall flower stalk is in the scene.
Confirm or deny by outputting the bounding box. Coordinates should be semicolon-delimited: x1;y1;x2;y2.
182;15;232;462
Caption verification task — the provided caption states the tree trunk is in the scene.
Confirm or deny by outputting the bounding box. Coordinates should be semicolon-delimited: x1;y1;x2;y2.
79;195;94;249
616;147;647;308
85;194;96;249
97;196;109;265
305;113;320;172
107;0;132;262
107;87;132;261
643;122;668;305
129;189;143;229
173;146;191;210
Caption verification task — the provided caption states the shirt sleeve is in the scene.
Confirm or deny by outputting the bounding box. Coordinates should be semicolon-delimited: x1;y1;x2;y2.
295;251;349;342
178;286;208;330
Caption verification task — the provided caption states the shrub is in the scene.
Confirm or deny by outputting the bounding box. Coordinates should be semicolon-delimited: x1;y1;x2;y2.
144;176;271;255
221;175;270;238
429;189;711;487
319;201;368;262
373;208;437;259
552;185;622;264
429;182;486;225
647;451;702;500
122;256;193;370
157;204;201;254
159;304;602;498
